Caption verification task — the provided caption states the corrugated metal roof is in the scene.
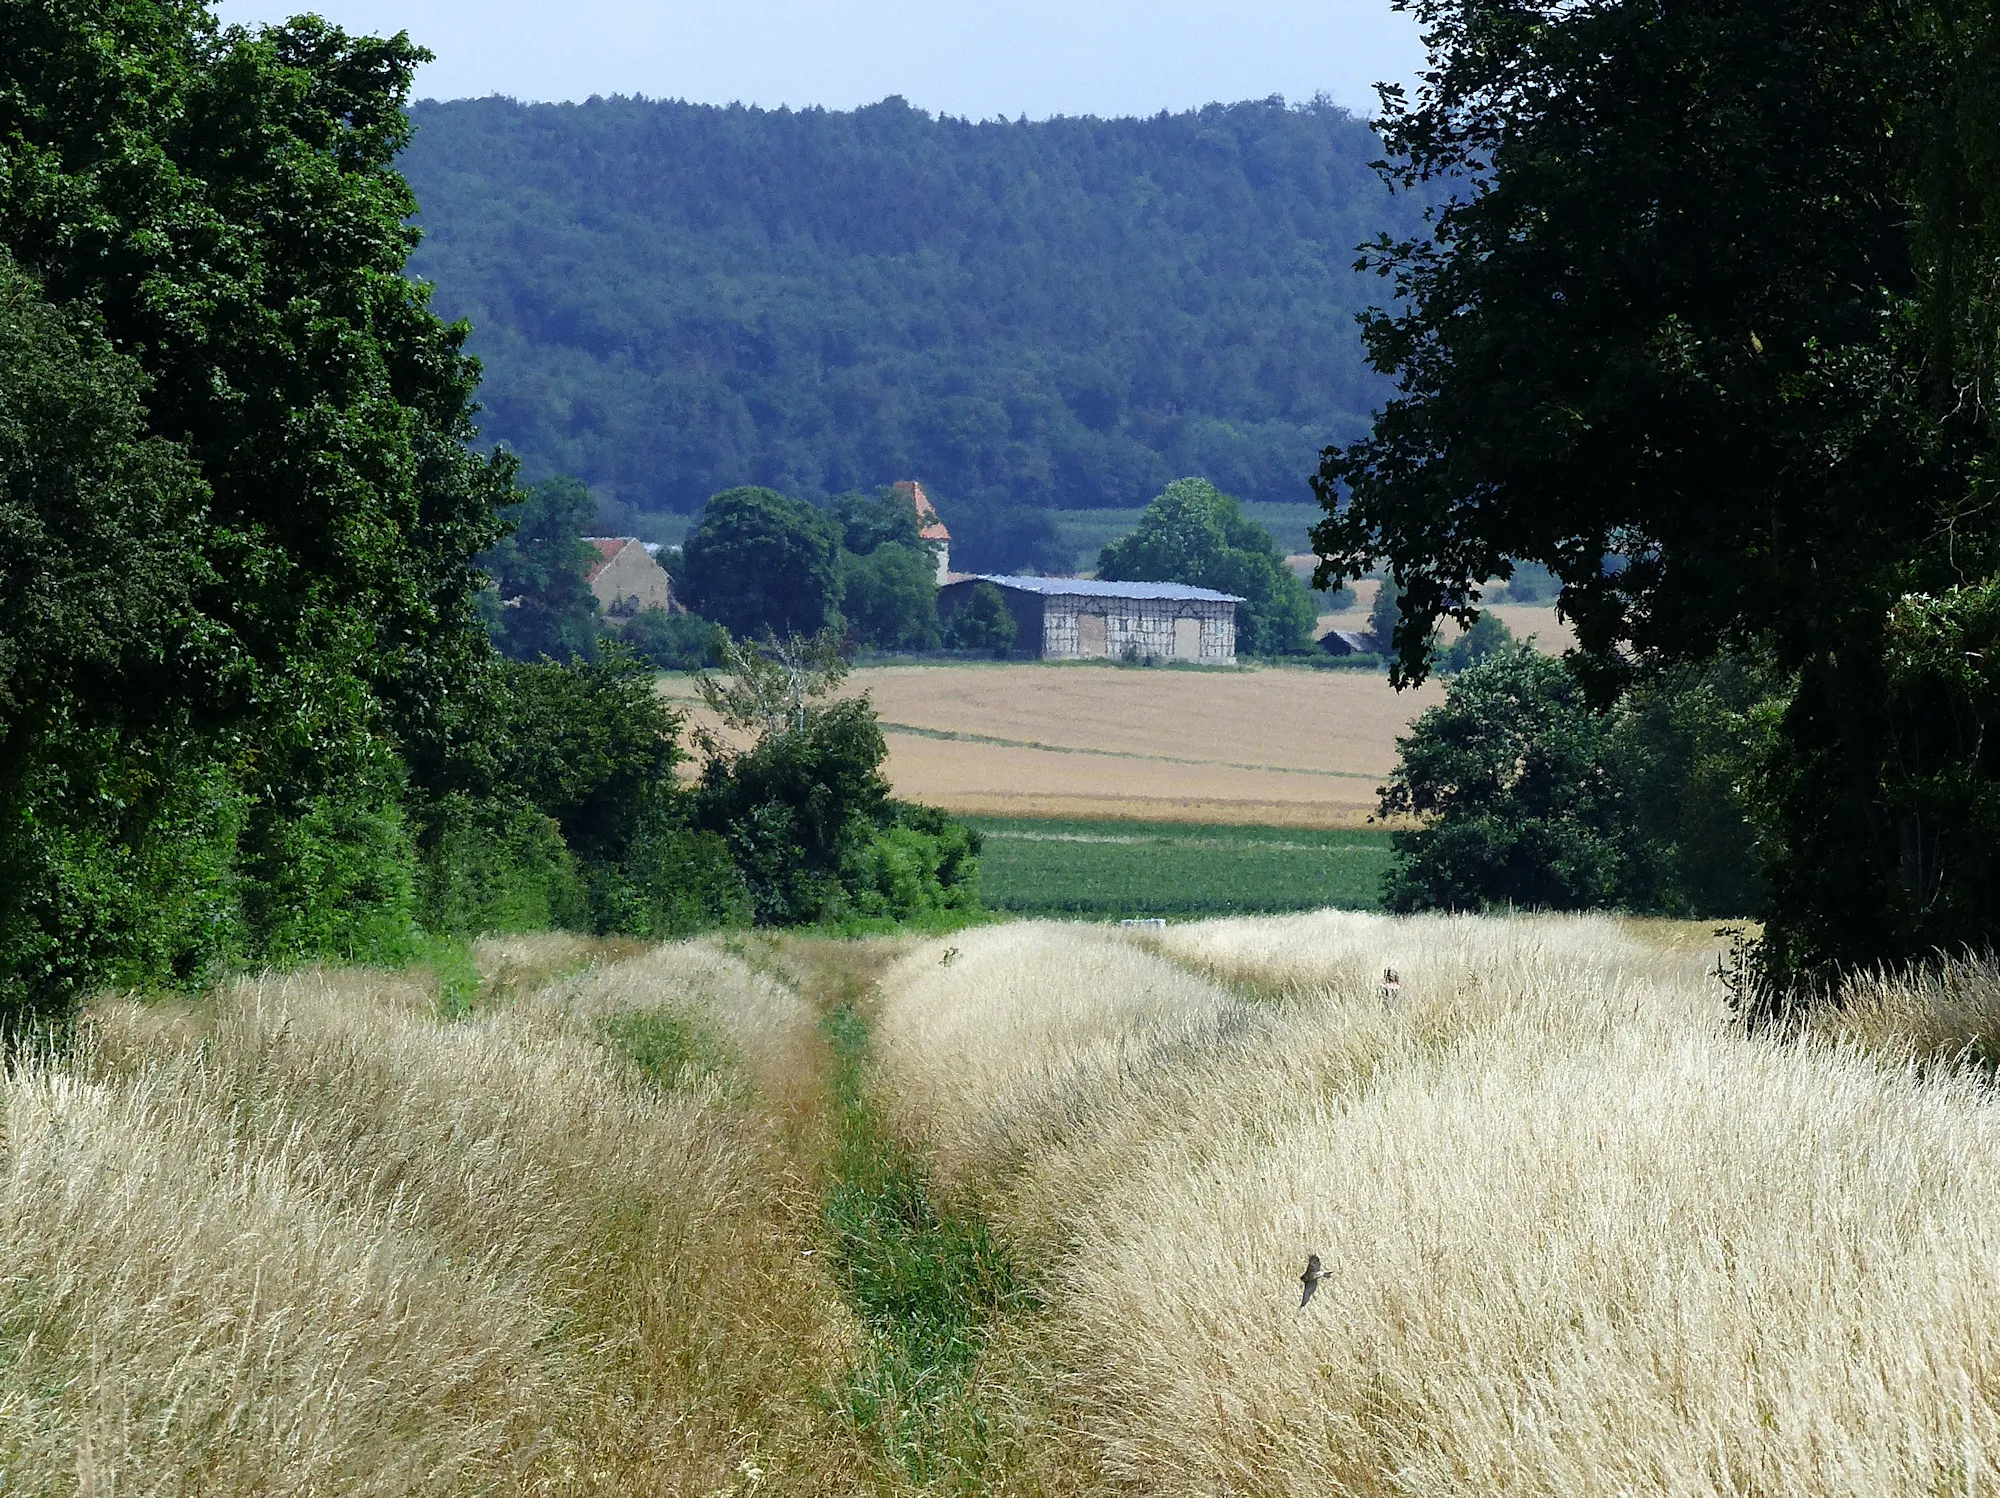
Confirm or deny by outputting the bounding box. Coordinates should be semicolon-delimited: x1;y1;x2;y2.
962;574;1245;604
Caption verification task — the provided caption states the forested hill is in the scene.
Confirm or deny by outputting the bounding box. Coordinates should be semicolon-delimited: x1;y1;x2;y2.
400;94;1418;562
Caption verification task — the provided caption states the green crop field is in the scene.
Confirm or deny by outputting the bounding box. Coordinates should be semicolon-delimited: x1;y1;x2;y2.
969;817;1393;918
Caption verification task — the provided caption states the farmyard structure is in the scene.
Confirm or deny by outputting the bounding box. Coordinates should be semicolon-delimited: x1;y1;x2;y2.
937;575;1242;664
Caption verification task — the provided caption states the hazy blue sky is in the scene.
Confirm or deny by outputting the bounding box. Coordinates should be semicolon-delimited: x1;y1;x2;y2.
211;0;1425;120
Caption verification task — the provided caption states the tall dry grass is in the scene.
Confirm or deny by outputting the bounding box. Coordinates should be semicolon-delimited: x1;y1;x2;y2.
872;911;2000;1496
0;939;866;1497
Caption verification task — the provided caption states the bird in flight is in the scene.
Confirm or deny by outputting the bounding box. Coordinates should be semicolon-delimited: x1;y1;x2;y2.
1300;1253;1326;1308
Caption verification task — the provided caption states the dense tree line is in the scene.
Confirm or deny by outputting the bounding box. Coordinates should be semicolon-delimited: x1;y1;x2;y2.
397;93;1424;569
1326;0;2000;992
0;3;976;1032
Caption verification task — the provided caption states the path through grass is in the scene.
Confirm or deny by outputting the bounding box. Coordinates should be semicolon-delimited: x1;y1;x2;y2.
777;940;1034;1488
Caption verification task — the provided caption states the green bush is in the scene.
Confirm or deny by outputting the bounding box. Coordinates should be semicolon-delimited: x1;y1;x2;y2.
692;633;980;926
622;608;726;671
240;788;421;969
844;806;983;922
594;823;751;938
1437;612;1514;674
1380;647;1634;913
1380;645;1775;917
843;543;942;651
457;650;749;937
0;725;248;1023
414;793;592;936
941;582;1018;655
696;696;890;925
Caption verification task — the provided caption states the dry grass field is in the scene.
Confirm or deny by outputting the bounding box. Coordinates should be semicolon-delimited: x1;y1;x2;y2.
662;663;1444;826
1;938;873;1496
869;915;2000;1496
20;915;2000;1495
1316;576;1579;653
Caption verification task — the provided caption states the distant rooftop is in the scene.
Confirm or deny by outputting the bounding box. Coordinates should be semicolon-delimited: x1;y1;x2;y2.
580;535;645;583
892;479;951;543
968;574;1245;604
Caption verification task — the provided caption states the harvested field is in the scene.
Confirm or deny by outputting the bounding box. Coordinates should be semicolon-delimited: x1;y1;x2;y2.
661;662;1443;827
1315;576;1577;653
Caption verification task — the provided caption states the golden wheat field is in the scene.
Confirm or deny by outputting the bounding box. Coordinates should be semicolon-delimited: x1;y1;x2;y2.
16;915;2000;1495
661;663;1445;826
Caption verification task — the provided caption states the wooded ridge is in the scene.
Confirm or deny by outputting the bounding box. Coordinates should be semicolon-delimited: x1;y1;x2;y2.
399;93;1420;563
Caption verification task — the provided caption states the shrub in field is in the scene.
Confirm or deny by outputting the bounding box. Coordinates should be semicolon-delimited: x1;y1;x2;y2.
238;783;422;967
693;631;981;925
624;606;727;670
843;805;984;924
413;792;592;936
1382;646;1774;917
1380;646;1632;912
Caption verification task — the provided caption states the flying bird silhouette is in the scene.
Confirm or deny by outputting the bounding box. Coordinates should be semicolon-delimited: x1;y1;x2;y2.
1299;1252;1326;1308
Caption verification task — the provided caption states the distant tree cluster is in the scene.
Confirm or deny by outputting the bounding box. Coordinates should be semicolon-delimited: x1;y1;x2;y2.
1097;478;1319;655
1381;648;1774;919
398;94;1423;570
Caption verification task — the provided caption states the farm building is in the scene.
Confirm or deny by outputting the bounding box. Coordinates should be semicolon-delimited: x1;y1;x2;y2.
582;536;680;620
891;479;952;584
1319;628;1378;657
939;575;1242;664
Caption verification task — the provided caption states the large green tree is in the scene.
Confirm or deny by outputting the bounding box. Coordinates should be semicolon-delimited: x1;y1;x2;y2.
1;6;512;779
0;2;515;1012
1313;0;2000;982
680;486;843;639
1100;478;1318;656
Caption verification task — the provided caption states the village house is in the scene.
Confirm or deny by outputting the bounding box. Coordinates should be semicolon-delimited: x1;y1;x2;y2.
891;479;952;584
938;574;1242;664
582;536;680;620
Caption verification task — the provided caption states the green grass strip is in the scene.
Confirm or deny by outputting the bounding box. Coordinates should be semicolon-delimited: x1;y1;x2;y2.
820;1002;1029;1482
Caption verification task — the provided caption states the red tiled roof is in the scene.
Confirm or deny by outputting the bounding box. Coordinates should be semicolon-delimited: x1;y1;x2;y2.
892;479;950;542
581;535;632;582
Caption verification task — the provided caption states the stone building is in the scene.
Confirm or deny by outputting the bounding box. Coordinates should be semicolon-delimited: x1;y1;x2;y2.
938;575;1241;663
890;479;953;584
582;536;680;619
